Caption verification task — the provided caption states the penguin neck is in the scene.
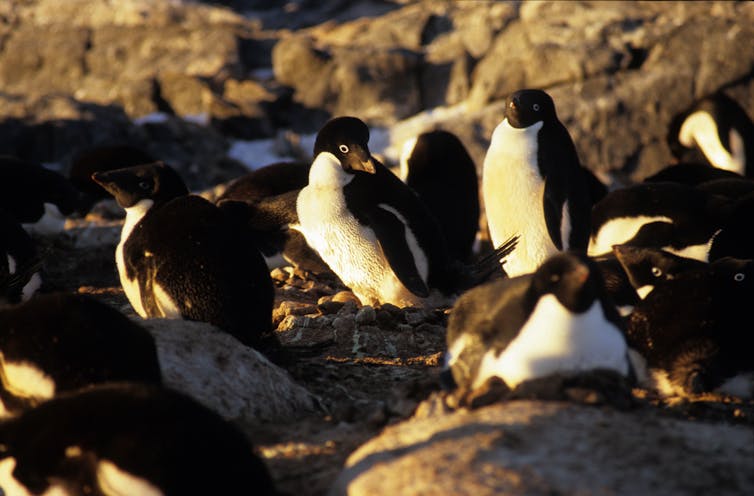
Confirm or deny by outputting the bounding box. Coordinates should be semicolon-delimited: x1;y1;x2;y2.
121;199;155;242
308;152;355;188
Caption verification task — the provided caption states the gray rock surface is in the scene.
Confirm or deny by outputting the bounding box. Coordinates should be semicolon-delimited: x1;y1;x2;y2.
331;400;754;496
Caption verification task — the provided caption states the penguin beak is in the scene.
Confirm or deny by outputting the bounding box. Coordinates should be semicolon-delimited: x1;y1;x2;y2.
343;148;377;174
91;171;118;196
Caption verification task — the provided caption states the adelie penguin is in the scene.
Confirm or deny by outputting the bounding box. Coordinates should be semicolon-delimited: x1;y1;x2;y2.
0;292;161;416
442;252;634;395
92;162;276;351
0;155;83;236
626;257;754;398
0;383;276;495
668;92;754;178
482;89;594;277
0;210;43;305
398;129;480;262
293;116;518;308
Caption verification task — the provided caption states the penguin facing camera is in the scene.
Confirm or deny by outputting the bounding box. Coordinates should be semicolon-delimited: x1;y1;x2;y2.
92;162;276;352
482;89;594;277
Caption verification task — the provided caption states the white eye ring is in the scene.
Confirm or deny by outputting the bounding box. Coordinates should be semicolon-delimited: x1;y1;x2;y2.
533;104;540;111
734;273;745;282
651;267;662;277
339;144;349;153
138;181;150;190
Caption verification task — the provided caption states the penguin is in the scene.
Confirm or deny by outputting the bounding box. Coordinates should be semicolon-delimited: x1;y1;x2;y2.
0;292;162;416
626;257;754;398
0;155;83;236
294;116;518;308
67;143;156;212
0;383;276;495
668;92;754;177
217;160;333;274
399;129;480;262
442;251;632;393
0;211;43;305
482;89;593;277
91;162;276;351
643;161;742;186
588;181;733;260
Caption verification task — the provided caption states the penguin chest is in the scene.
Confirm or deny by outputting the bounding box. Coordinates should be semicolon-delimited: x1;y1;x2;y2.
296;185;420;307
483;121;558;276
116;239;147;318
474;296;629;389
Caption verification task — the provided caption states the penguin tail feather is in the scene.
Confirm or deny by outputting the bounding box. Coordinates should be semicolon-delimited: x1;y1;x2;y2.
458;234;519;289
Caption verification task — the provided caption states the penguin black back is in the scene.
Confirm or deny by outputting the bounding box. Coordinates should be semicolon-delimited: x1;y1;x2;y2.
93;163;276;350
400;130;480;262
0;383;276;495
0;292;161;415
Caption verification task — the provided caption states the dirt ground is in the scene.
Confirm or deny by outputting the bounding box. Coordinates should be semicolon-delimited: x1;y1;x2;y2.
39;216;754;496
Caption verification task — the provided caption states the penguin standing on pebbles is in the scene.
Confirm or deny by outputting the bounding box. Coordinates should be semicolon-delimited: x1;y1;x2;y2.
442;252;632;393
294;116;518;308
92;162;276;350
399;129;480;262
482;89;593;277
0;383;276;495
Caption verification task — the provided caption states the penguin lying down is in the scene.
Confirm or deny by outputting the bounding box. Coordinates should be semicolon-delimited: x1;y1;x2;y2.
0;292;161;417
0;383;276;496
441;252;637;408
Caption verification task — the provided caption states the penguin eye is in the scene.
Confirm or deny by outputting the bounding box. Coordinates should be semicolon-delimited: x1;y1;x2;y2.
532;104;540;111
339;144;349;153
651;267;662;278
734;273;745;282
549;274;560;283
138;181;151;190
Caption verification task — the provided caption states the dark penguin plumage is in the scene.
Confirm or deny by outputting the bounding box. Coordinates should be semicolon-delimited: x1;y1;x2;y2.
442;252;631;393
482;89;593;277
0;293;161;416
399;129;480;262
67;143;156;212
92;162;276;350
643;161;742;186
217;161;332;274
0;211;43;305
295;116;517;308
588;181;733;260
0;156;82;236
668;92;754;177
0;383;276;495
626;257;754;398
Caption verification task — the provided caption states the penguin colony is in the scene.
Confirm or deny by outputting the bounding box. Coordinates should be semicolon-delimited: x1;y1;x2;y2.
0;85;753;493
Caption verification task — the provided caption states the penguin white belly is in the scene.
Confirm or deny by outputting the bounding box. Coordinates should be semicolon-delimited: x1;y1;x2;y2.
587;215;673;257
0;352;55;402
473;296;629;389
296;185;420;307
116;200;154;318
483;119;556;277
97;460;164;496
680;111;744;174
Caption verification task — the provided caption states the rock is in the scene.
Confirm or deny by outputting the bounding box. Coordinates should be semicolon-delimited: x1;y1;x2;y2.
330;400;754;496
142;318;322;424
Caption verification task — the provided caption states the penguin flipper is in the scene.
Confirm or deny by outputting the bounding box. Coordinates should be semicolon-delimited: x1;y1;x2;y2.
367;206;430;298
543;180;564;250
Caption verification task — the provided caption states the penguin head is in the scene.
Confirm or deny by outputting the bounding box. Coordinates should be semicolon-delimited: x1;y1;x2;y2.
313;116;377;174
91;162;188;209
529;252;602;313
613;245;706;299
505;89;557;129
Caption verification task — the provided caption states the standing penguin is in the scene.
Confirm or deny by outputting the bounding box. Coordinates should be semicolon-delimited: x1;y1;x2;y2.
399;129;480;262
668;92;754;178
92;162;276;351
443;252;632;393
482;89;593;277
0;383;276;495
295;116;517;308
0;292;162;416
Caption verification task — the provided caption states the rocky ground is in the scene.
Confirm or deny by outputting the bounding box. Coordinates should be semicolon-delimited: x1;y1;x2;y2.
40;213;754;496
5;0;754;494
